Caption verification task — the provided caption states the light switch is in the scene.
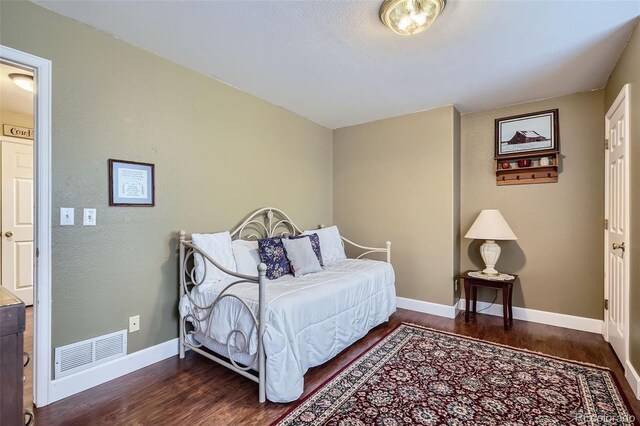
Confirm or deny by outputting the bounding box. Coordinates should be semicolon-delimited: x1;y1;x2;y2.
83;208;97;226
60;208;74;226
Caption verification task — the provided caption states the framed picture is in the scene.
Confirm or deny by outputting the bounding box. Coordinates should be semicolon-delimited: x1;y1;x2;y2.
108;159;155;206
495;109;559;158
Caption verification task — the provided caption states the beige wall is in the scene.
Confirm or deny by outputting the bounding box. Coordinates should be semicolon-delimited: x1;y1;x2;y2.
333;106;460;305
0;109;33;129
0;1;333;358
605;21;640;372
460;90;605;319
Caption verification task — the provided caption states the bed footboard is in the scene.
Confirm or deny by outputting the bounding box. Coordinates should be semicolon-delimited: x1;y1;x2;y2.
178;230;267;403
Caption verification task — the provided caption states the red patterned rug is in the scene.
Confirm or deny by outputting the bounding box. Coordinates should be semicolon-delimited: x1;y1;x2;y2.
273;323;637;425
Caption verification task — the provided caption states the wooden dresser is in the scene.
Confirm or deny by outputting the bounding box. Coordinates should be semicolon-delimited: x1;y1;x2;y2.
0;287;26;426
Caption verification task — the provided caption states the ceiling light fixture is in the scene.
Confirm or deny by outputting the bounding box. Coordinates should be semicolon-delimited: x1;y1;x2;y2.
379;0;446;36
9;73;34;92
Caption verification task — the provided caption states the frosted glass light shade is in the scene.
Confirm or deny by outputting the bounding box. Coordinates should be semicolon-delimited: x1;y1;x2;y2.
9;73;34;93
379;0;446;36
465;210;517;241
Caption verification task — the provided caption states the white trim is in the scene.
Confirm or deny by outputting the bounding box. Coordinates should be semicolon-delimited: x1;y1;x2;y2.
397;296;604;334
396;296;456;319
457;299;604;334
50;338;179;403
0;45;52;407
625;361;640;400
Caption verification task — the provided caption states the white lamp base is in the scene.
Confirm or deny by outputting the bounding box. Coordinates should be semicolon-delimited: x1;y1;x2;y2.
480;240;501;275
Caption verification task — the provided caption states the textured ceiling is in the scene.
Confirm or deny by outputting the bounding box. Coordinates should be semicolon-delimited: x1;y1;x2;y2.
33;1;640;129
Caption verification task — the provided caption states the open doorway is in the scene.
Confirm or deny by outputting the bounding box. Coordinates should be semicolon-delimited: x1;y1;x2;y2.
0;61;36;417
0;63;35;305
1;44;52;413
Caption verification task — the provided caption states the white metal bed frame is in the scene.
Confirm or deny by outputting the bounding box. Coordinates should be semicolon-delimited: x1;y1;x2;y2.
178;207;391;403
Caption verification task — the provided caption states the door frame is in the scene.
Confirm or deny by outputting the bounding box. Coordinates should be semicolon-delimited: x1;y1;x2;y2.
603;83;630;372
0;45;52;407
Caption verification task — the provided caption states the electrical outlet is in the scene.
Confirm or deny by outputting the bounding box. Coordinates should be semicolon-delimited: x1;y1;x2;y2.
60;208;74;226
83;208;97;226
129;315;140;333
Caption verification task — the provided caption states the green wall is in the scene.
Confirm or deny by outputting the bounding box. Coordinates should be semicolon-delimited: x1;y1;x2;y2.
460;90;605;319
0;1;333;361
334;89;605;319
333;106;460;306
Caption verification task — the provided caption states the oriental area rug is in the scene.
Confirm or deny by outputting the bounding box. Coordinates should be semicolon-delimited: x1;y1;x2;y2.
273;323;637;425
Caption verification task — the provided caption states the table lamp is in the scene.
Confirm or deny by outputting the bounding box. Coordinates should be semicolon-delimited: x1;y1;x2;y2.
464;209;517;275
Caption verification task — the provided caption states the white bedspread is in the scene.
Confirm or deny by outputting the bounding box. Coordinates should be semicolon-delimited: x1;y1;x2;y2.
179;258;396;402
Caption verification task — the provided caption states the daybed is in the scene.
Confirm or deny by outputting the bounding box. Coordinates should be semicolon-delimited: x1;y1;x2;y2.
178;207;396;403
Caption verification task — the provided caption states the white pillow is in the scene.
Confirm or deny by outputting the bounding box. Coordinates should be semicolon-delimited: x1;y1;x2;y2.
192;231;237;284
303;226;346;264
281;237;322;277
232;239;261;275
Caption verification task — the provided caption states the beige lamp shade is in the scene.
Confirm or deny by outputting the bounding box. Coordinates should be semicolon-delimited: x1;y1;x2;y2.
465;209;517;241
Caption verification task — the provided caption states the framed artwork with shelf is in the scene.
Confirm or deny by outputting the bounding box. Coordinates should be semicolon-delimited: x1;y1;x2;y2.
494;109;560;186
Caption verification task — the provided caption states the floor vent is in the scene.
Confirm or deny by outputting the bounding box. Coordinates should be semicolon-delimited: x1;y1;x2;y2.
55;329;127;379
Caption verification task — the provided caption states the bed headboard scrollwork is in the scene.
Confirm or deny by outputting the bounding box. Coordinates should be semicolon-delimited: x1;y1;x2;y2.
230;207;303;240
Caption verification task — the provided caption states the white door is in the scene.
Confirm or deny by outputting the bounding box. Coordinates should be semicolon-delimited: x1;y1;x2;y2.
1;138;34;305
604;84;630;366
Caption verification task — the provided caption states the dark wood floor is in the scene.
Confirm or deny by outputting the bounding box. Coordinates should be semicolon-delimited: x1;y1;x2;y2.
29;309;639;425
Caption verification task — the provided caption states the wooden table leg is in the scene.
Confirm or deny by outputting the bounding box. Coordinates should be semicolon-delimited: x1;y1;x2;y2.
508;283;514;328
502;284;509;330
472;286;477;314
464;279;470;323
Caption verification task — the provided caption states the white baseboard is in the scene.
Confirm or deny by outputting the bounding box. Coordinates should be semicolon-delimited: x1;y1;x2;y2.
397;296;456;319
626;361;640;400
396;296;604;334
457;299;604;334
49;338;179;404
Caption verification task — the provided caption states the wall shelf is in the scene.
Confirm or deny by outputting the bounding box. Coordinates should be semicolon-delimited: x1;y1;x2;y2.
495;152;559;186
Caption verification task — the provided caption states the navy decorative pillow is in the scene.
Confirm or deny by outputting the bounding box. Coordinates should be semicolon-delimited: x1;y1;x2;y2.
258;237;291;280
289;234;323;266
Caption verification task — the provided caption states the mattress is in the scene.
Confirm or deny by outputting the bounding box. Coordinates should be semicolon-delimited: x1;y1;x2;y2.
179;258;396;402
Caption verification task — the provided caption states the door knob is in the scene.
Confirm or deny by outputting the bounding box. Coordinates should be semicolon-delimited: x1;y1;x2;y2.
612;242;625;252
4;231;13;238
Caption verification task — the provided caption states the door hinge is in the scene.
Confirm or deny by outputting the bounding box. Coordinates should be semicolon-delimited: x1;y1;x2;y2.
605;219;609;230
605;139;609;150
604;299;609;310
36;248;39;258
